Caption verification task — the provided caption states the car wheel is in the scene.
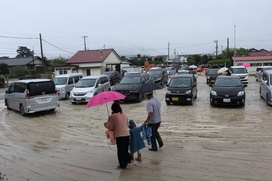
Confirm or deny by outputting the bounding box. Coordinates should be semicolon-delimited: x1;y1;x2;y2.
266;94;270;106
137;93;143;102
5;100;11;110
65;92;70;99
20;104;27;116
166;101;170;105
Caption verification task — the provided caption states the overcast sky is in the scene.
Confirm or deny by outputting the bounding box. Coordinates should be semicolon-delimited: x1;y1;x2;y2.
1;0;272;59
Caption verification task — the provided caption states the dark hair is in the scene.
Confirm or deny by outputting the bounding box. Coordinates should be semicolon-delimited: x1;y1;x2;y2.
111;102;123;114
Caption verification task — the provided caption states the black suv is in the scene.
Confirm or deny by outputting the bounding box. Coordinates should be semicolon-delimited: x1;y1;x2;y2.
112;73;152;102
148;68;168;85
165;74;197;105
103;71;122;86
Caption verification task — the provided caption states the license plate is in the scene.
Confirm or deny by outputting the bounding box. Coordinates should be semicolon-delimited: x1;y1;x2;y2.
211;80;214;83
223;98;230;102
41;98;48;102
76;97;82;101
172;97;179;101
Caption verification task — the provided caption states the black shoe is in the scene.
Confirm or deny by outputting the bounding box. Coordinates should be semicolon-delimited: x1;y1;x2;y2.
148;148;158;151
117;165;126;169
159;143;164;148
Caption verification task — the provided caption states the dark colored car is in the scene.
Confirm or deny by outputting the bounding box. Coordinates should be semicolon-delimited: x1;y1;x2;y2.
148;68;168;85
112;73;152;102
103;71;122;86
210;75;245;107
165;74;197;105
206;69;220;84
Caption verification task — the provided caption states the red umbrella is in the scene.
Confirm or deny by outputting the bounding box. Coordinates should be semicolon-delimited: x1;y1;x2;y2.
242;62;250;67
86;91;126;116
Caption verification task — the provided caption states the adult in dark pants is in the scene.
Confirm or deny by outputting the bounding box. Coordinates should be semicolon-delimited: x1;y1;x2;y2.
144;92;163;151
106;102;132;169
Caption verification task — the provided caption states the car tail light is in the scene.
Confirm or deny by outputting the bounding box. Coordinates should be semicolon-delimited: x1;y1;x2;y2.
55;90;58;95
25;90;30;99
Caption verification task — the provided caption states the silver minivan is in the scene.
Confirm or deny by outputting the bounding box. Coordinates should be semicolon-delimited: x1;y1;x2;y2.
53;73;83;99
70;75;110;104
255;66;272;82
260;69;272;106
5;79;59;116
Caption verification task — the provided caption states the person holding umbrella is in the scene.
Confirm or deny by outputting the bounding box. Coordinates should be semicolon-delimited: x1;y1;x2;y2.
104;102;132;169
144;92;164;151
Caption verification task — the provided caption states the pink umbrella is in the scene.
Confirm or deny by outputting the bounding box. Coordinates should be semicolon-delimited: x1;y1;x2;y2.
86;91;126;116
242;62;250;67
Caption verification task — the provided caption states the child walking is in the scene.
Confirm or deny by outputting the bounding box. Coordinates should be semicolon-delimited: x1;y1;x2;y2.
129;120;145;161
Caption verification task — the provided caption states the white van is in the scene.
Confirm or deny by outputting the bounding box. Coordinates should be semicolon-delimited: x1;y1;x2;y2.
53;73;83;99
5;79;59;116
230;66;248;86
70;75;110;104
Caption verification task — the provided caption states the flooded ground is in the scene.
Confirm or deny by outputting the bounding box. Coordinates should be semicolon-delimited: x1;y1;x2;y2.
1;75;272;181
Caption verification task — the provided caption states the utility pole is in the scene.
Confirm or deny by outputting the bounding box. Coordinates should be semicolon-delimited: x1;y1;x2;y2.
100;49;103;74
234;25;236;56
214;40;218;58
39;33;44;71
82;36;88;51
168;42;170;61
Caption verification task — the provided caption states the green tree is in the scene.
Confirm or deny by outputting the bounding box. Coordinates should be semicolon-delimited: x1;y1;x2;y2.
0;63;9;75
11;66;29;77
16;46;34;58
207;59;231;67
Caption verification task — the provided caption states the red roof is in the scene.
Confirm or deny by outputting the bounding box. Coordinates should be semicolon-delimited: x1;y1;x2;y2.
233;56;272;61
67;49;114;63
232;50;272;61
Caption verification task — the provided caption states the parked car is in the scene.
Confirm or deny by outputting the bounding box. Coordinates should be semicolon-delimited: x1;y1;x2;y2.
53;73;83;99
259;69;272;106
4;79;59;116
177;69;198;79
103;70;122;86
148;67;168;85
112;73;152;102
165;74;197;105
206;69;220;84
255;66;272;82
70;75;110;104
230;66;248;86
210;75;245;107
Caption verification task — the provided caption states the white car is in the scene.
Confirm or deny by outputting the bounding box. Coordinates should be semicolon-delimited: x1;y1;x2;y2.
70;75;111;104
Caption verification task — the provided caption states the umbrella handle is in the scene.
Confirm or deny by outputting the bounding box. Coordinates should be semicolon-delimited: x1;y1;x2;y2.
106;103;109;117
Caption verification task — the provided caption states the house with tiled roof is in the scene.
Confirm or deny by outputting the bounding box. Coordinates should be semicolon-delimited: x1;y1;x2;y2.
232;49;272;74
54;49;122;76
0;56;43;73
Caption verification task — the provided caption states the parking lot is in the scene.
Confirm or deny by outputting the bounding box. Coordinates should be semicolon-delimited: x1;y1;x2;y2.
1;75;272;181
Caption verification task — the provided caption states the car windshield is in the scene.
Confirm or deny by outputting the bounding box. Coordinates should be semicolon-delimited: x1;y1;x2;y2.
53;77;67;85
208;70;219;74
149;70;162;76
214;78;242;87
120;76;141;84
231;68;247;74
169;77;191;88
75;79;96;88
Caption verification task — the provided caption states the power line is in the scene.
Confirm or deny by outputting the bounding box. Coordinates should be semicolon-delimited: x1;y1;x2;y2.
42;38;75;54
0;35;38;39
